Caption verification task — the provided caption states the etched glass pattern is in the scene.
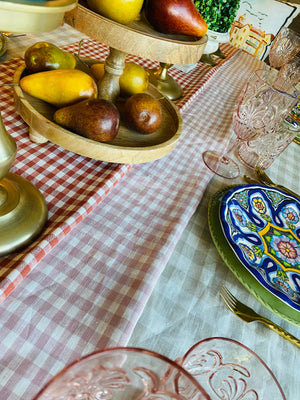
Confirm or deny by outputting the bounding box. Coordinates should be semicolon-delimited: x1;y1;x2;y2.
269;27;300;69
180;338;286;400
32;348;209;400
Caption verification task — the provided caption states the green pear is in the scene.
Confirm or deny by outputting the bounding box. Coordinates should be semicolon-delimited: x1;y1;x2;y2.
25;41;76;73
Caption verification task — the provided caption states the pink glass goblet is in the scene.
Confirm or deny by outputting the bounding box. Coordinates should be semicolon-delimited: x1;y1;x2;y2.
237;109;300;170
202;68;299;179
276;54;300;89
268;27;300;69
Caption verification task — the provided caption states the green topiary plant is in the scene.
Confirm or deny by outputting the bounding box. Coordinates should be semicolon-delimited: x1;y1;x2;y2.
194;0;241;33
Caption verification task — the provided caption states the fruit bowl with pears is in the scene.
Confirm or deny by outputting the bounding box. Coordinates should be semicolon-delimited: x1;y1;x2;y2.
13;41;183;164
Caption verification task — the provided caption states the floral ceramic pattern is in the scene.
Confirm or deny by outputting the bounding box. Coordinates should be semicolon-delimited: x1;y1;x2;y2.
220;185;300;311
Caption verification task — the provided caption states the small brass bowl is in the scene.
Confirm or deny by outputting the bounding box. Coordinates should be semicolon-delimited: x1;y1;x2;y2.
0;0;78;33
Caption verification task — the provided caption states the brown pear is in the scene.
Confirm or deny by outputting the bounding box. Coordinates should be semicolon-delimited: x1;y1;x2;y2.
53;99;120;142
124;93;162;134
144;0;207;37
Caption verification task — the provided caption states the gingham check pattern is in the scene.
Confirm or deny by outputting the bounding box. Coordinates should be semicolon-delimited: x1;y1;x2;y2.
0;54;131;300
0;29;266;399
128;141;300;400
127;143;300;400
0;38;242;302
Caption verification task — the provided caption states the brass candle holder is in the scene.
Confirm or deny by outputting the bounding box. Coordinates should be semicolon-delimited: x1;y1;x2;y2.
147;63;183;101
0;0;77;255
0;113;47;255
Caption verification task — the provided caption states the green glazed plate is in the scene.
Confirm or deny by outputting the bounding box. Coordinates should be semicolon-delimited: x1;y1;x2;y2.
208;185;300;327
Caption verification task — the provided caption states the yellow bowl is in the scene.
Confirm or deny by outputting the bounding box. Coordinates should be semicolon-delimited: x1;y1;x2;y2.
0;0;78;33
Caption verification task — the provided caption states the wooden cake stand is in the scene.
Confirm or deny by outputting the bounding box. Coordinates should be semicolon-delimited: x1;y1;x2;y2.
13;2;207;164
64;1;208;101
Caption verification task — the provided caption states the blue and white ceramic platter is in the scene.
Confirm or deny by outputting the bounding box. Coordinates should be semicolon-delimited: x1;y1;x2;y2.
220;185;300;311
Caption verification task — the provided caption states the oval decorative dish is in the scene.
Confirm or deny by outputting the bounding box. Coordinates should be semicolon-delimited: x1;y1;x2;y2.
208;185;300;327
13;65;182;164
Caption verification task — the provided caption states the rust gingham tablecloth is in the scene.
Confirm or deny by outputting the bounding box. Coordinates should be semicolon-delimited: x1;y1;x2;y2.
0;38;242;302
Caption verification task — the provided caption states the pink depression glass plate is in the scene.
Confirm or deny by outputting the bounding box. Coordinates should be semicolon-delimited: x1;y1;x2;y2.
32;347;210;400
180;337;286;400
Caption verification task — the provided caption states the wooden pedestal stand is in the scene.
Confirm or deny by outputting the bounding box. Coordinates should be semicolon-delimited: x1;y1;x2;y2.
64;2;208;102
13;2;208;164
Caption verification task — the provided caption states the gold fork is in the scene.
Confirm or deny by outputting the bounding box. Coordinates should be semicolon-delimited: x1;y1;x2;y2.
243;170;299;199
220;285;300;348
254;167;299;199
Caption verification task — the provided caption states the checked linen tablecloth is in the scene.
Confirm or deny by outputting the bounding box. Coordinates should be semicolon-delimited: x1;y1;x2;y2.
0;24;267;399
0;26;245;302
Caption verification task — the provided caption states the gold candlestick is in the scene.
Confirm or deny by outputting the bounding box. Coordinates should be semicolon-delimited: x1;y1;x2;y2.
0;110;47;255
0;0;78;255
147;63;183;101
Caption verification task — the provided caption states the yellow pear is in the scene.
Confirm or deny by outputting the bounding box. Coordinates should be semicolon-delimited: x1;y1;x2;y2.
20;69;98;108
87;0;144;25
119;62;149;97
90;63;105;82
91;61;149;97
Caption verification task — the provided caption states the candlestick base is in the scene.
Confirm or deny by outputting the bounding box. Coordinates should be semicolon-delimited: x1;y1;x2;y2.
147;63;183;101
0;172;48;256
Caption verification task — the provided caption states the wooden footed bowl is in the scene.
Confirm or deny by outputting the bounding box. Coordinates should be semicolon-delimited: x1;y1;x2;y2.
13;65;183;164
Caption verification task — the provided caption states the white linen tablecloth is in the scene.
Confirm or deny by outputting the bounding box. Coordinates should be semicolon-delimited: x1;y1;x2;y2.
128;144;300;399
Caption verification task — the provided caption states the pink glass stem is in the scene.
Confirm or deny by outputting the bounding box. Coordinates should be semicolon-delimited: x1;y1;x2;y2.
219;137;241;164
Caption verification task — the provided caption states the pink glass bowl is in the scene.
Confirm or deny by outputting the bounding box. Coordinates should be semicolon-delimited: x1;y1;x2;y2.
179;337;286;400
32;347;210;400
